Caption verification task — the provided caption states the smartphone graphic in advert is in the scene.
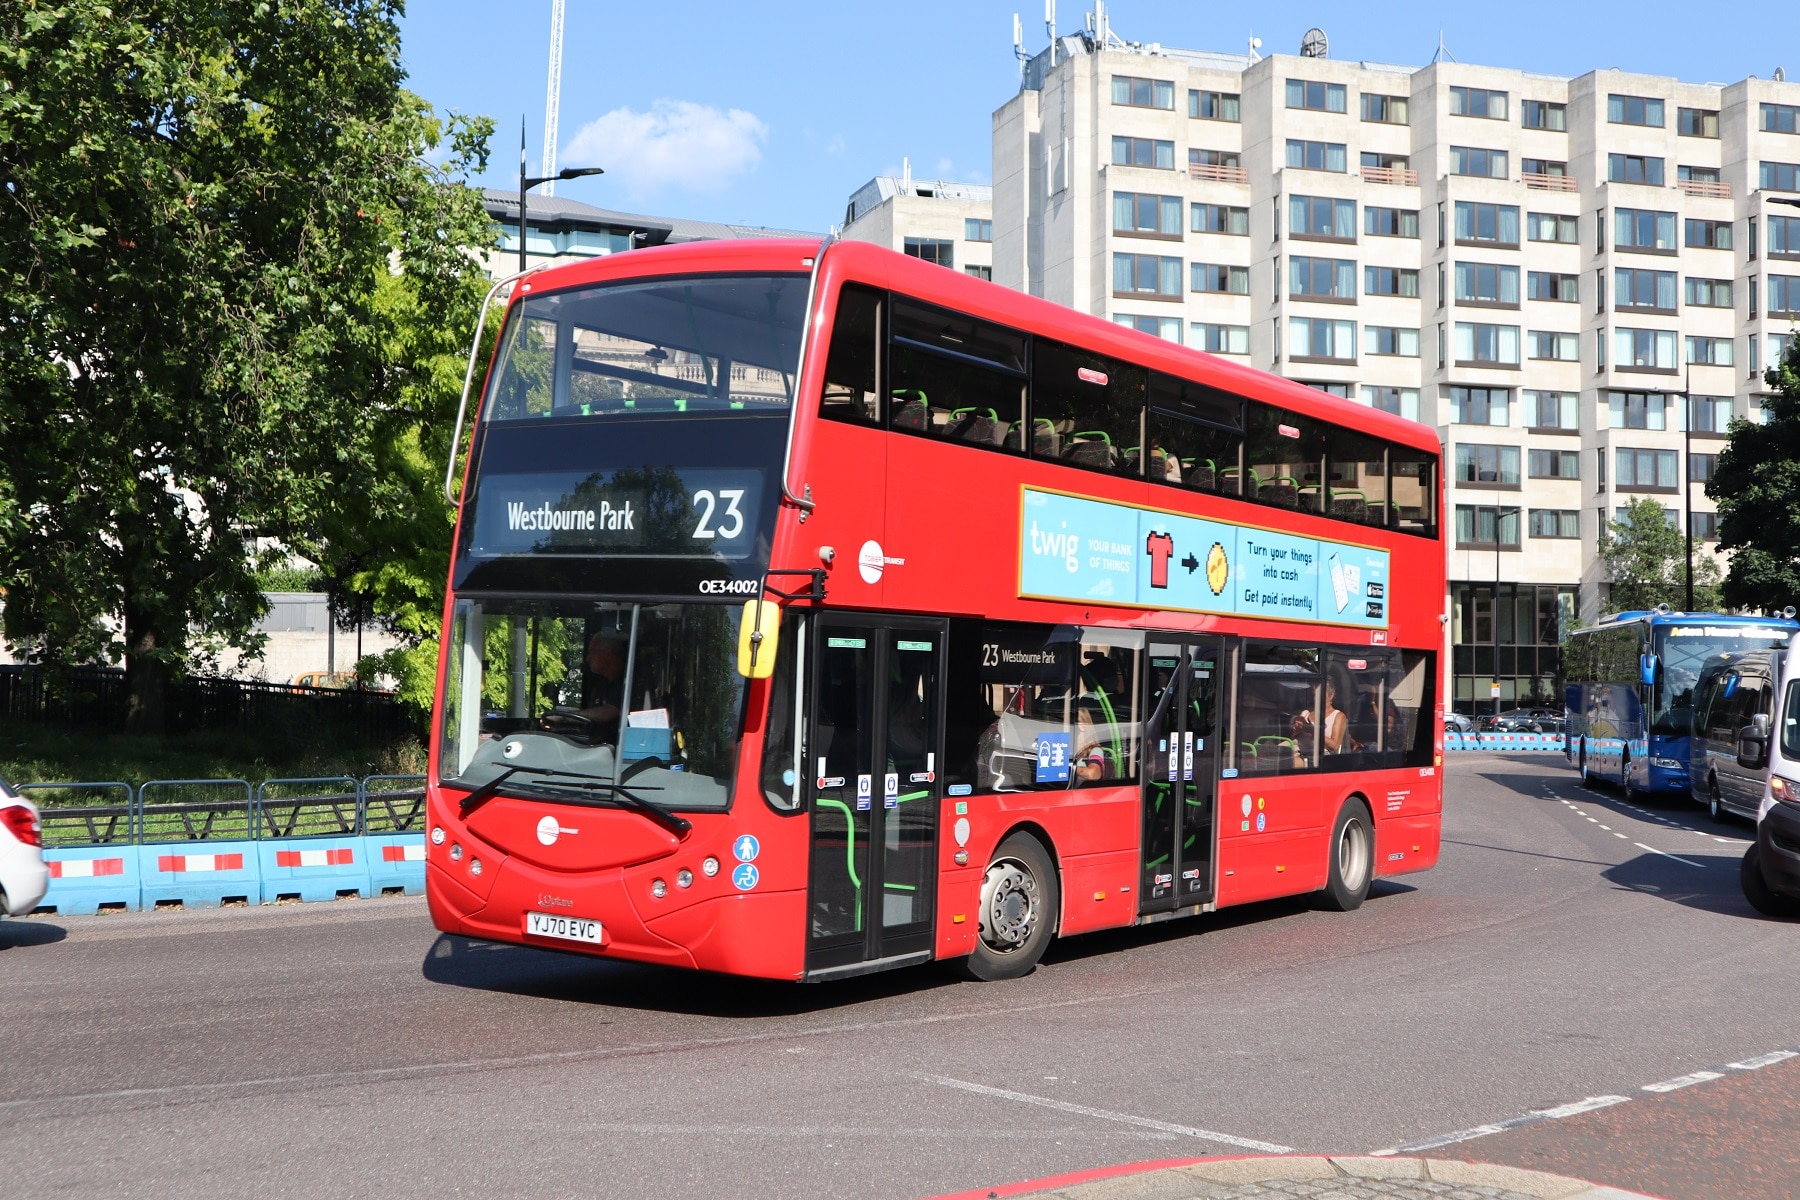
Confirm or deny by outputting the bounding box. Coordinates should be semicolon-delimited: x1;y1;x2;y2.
1329;552;1350;613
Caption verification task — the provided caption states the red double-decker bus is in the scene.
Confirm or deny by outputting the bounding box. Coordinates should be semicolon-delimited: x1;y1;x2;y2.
427;237;1445;982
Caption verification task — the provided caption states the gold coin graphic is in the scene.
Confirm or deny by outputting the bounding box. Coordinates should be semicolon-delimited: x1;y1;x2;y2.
1205;542;1228;595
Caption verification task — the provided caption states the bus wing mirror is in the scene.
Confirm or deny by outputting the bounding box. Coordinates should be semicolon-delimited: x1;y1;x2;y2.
737;598;781;680
1639;654;1658;687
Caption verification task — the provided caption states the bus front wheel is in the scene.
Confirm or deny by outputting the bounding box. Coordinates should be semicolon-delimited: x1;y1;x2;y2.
959;833;1059;981
1317;799;1374;912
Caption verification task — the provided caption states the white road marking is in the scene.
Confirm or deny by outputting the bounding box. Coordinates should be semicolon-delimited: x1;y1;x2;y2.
1598;825;1611;830
1642;1071;1723;1093
1536;1094;1632;1118
915;1073;1293;1153
1635;842;1705;867
1729;1050;1798;1070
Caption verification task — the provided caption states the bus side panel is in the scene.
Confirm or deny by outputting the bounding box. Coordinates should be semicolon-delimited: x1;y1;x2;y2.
1375;812;1440;876
1216;773;1329;905
648;890;808;980
1058;849;1140;935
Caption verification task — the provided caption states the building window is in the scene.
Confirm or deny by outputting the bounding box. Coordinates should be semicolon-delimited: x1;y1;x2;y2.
964;218;993;242
1286;140;1347;172
1613;505;1679;529
1362;93;1408;124
1614;328;1679;372
1456;261;1520;306
1614;208;1678;253
1112;75;1175;110
1113;313;1181;342
1365;326;1420;357
904;237;953;267
1690;451;1719;483
1770;275;1800;316
1287;316;1356;361
1526;390;1579;430
1770;214;1800;258
1450;86;1509;119
1364;265;1420;297
1450;146;1509;178
1615;267;1678;312
1528;331;1580;361
1113;192;1182;237
1113;252;1182;297
1529;449;1581;479
1608;391;1667;430
1112;136;1175;169
1190;148;1242;172
1364;206;1419;238
1191;263;1249;294
1685;277;1732;308
963;264;992;281
1691;395;1733;433
1306;381;1354;397
1522;100;1566;131
1763;103;1800;134
1522;158;1568;179
1685;218;1732;250
1455;506;1522;549
1774;332;1797;369
1364;385;1420;421
1679;165;1721;186
1608;94;1665;127
1752;273;1760;317
1526;212;1578;244
1527;272;1578;303
1608;154;1665;186
1362;150;1411;174
1289;195;1356;240
1191;203;1249;235
1456;444;1521;486
1193;323;1250;354
1286;79;1347;113
1450;386;1510;426
1455;322;1521;367
1190;89;1241;121
1529;509;1580;538
1455;201;1520;246
1691;511;1719;541
1678;107;1719;138
1289;256;1356;300
1686;336;1734;367
1761;161;1800;192
1614;447;1679;490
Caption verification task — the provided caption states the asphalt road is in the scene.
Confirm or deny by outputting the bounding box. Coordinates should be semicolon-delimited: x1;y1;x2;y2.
2;754;1796;1200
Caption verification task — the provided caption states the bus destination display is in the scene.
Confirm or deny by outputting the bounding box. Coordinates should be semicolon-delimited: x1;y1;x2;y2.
1019;487;1390;630
467;468;764;560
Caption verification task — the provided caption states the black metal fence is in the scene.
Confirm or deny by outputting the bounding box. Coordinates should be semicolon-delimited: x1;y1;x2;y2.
0;665;419;741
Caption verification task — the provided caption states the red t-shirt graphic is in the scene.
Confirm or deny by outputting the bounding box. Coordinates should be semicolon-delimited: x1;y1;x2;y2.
1145;531;1174;589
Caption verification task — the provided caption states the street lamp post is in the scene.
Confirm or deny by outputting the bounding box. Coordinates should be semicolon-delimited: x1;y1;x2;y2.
517;118;605;275
1494;504;1520;725
1681;370;1694;612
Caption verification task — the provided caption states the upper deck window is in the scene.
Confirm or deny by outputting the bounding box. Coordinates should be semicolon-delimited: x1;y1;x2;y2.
481;274;807;422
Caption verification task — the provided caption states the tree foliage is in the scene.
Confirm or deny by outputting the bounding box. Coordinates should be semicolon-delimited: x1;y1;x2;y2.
1600;497;1721;614
1711;335;1800;614
0;1;493;730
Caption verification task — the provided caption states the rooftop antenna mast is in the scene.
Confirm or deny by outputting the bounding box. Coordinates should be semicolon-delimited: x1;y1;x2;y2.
1014;13;1027;78
1431;29;1457;64
1046;0;1057;67
1247;31;1262;62
540;0;567;195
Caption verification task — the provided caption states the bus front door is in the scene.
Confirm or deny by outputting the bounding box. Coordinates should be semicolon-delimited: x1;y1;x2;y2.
1140;638;1221;915
804;617;943;976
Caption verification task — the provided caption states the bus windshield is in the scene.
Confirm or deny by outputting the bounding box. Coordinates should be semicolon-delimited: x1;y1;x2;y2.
439;599;744;811
482;274;807;420
1655;624;1796;731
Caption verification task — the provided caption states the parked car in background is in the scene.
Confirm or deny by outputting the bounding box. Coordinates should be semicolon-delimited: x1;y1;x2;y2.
292;671;359;691
0;780;48;918
1444;711;1475;734
1480;705;1565;733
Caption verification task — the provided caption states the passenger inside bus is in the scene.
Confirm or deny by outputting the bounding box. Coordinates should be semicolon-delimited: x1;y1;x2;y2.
1289;673;1352;761
578;634;627;743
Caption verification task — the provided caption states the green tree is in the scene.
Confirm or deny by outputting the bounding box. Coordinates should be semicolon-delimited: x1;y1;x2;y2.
1600;497;1721;613
1711;335;1800;613
0;2;492;731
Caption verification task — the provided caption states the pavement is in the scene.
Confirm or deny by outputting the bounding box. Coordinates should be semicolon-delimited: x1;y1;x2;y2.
931;1155;1664;1199
1;753;1795;1198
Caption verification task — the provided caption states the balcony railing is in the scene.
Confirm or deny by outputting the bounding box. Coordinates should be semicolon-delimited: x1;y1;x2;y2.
1523;172;1577;192
1359;165;1419;187
1678;178;1732;199
1188;162;1250;184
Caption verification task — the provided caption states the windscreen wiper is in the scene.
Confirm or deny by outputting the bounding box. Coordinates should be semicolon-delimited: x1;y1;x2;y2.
457;766;520;818
453;764;689;837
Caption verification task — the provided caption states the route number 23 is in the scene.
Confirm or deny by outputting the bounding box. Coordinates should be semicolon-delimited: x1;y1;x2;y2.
692;489;745;540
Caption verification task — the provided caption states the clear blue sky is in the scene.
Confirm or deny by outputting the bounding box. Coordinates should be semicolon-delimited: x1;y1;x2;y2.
398;1;1800;232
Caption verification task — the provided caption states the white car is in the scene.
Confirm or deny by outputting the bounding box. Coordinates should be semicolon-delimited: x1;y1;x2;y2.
0;782;48;917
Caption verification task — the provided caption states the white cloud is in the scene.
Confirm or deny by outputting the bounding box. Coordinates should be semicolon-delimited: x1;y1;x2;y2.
563;100;768;199
824;134;846;156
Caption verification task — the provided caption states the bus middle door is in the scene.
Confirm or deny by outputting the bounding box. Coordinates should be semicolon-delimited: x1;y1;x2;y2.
1140;638;1221;915
804;617;943;976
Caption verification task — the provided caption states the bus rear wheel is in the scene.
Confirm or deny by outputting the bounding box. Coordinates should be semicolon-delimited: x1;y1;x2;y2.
1317;799;1374;912
959;833;1058;981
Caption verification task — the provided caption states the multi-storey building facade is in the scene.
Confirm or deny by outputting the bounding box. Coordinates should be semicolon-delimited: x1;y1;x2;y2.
991;27;1800;714
841;168;995;279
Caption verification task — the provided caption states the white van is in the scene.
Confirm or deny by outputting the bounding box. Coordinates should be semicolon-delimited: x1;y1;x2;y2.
1711;636;1800;915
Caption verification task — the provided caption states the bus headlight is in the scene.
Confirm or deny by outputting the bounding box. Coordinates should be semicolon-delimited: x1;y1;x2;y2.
431;826;445;845
449;843;463;862
1650;757;1683;770
676;869;693;889
702;856;720;877
651;879;667;899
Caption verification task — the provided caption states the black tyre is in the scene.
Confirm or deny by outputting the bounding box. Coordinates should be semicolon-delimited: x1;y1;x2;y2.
960;833;1059;981
1317;798;1375;912
1742;842;1800;918
1708;777;1727;823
